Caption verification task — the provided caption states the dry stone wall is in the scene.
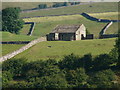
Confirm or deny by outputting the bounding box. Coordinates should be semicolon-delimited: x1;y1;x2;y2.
0;37;46;62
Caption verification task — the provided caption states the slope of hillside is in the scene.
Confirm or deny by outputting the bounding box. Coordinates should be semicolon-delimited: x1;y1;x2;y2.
20;2;118;17
13;38;116;61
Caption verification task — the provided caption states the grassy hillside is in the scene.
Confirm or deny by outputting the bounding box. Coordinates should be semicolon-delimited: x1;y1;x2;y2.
13;38;116;61
2;44;25;56
20;24;31;35
20;2;118;17
89;12;118;20
2;2;53;10
1;32;36;41
23;12;118;23
32;17;118;38
2;13;118;41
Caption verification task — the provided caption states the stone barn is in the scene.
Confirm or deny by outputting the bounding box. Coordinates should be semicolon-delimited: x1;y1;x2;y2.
46;24;86;41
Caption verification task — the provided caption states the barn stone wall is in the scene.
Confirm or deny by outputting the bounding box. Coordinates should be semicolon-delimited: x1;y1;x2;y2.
99;34;118;39
0;37;46;62
86;34;94;39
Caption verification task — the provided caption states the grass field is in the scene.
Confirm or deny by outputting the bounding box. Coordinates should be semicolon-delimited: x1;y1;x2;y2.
32;17;118;38
2;44;25;56
20;24;31;35
23;12;119;23
2;2;53;10
1;32;37;41
20;2;118;17
12;38;116;61
1;13;118;42
89;12;118;20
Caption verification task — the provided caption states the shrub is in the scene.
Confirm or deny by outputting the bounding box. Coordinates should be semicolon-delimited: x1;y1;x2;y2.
38;4;47;9
2;58;27;77
2;7;24;34
66;68;88;88
88;69;116;88
59;53;80;70
34;73;68;88
92;54;113;71
2;71;13;84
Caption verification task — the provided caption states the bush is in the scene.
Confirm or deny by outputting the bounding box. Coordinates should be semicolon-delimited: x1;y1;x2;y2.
2;71;13;84
66;68;88;88
2;58;27;77
88;69;116;88
34;73;68;88
52;2;68;7
22;59;60;80
38;4;47;9
92;54;114;71
2;7;24;34
59;53;80;70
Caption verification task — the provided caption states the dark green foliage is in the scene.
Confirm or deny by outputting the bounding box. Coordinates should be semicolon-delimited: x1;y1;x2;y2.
52;2;68;7
115;29;120;68
34;74;68;88
92;54;113;71
88;69;116;88
86;29;91;35
70;2;80;5
66;68;88;88
3;81;34;88
2;7;24;34
2;71;13;84
59;53;80;70
2;52;119;88
22;59;60;80
38;4;47;9
2;58;27;76
80;54;93;71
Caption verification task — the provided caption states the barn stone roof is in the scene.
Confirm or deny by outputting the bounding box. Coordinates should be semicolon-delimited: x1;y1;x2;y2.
51;25;81;33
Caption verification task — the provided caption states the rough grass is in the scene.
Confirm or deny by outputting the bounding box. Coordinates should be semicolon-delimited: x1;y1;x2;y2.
2;44;25;56
13;38;116;61
20;2;118;17
89;12;118;20
32;18;118;38
1;13;118;41
1;32;37;41
2;2;53;10
20;24;31;35
23;12;118;23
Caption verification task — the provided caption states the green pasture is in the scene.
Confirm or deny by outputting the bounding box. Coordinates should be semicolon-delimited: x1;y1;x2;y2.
2;44;25;56
20;24;31;35
23;12;118;23
1;32;37;41
2;2;53;10
13;38;116;61
89;12;118;20
20;2;118;17
32;17;118;38
1;12;118;42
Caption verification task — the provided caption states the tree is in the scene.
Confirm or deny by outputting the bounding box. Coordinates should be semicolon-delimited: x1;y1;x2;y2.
88;69;116;88
22;59;60;80
115;29;120;68
109;29;120;68
66;68;88;88
2;7;24;34
38;4;47;9
59;53;80;70
2;58;27;77
2;71;13;84
80;54;93;71
92;54;113;71
63;2;68;6
34;74;68;88
86;28;91;35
